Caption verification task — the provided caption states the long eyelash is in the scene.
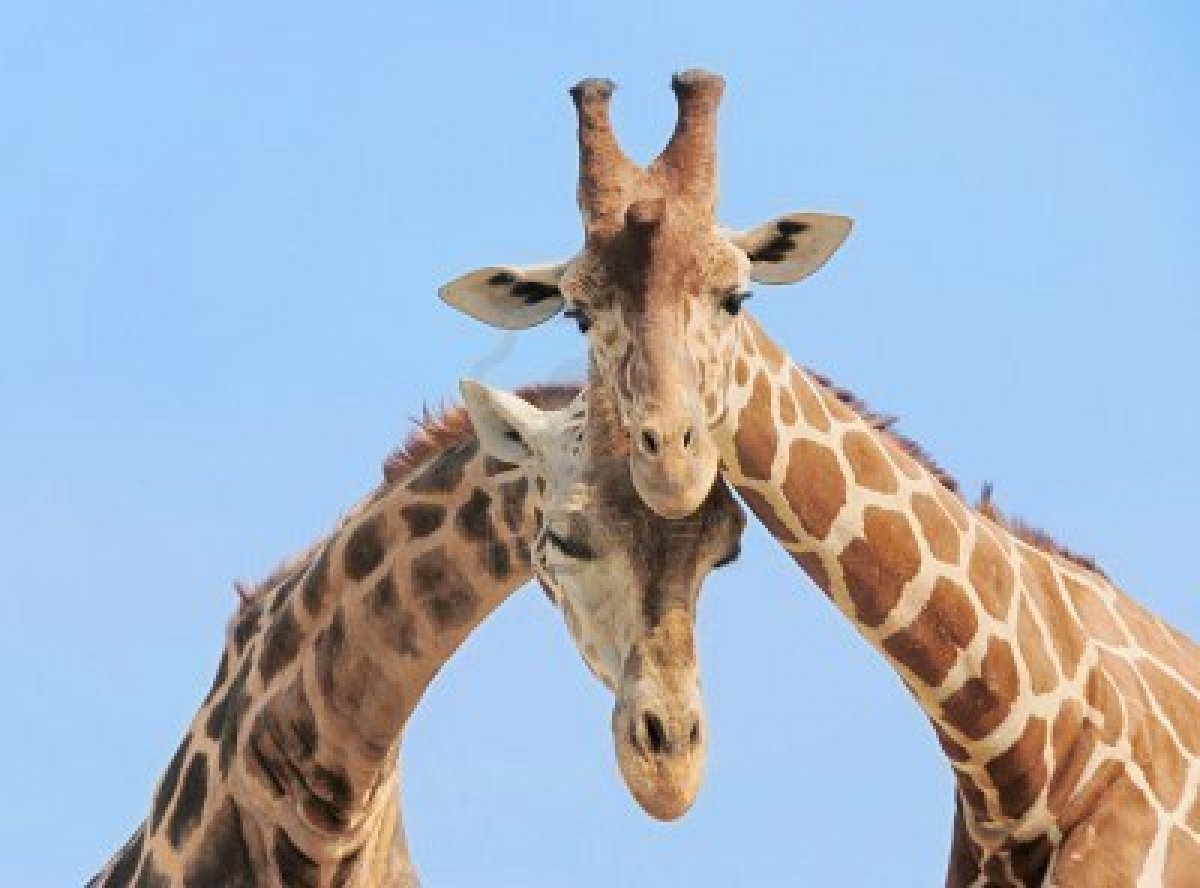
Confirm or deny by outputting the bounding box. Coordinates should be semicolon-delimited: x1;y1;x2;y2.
720;291;752;316
563;308;592;334
713;542;742;569
546;528;597;561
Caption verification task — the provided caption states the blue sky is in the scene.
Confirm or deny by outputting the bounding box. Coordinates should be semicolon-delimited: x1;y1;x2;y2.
2;3;1197;885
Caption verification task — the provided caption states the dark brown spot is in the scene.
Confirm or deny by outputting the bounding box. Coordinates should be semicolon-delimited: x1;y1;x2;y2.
940;636;1019;741
882;578;977;686
274;829;319;888
344;513;386;582
399;503;445;539
499;478;529;534
150;737;189;833
167;750;208;849
300;544;331;617
411;548;478;631
839;507;921;628
365;572;424;658
134;853;169;888
794;551;830;595
332;847;363;887
103;827;144;887
201;649;230;709
183;799;255;888
985;716;1048;818
258;606;301;686
231;605;260;655
409;441;477;494
214;656;254;777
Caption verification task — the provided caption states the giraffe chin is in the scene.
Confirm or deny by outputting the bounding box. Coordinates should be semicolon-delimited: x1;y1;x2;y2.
628;450;721;521
610;695;707;822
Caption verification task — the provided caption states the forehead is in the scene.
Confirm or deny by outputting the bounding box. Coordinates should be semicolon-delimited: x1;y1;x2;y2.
565;204;744;310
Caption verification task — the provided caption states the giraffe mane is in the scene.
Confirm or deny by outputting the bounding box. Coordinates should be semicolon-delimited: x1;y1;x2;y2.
381;381;582;484
235;383;582;609
977;482;1106;578
806;369;1105;578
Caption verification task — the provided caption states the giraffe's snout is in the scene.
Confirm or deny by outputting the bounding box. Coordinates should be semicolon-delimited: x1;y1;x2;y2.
628;403;719;520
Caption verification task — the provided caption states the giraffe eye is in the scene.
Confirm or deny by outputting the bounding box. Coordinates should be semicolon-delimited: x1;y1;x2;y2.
721;291;752;316
546;528;597;561
563;308;592;334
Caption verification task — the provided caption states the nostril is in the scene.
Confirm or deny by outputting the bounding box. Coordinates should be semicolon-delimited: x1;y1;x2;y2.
642;711;668;756
682;425;694;451
641;428;659;456
689;719;702;748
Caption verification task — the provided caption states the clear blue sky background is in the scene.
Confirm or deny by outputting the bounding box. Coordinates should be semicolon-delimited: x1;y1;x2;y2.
2;3;1197;885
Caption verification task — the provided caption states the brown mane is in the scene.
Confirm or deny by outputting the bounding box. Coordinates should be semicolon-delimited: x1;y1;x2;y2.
806;369;1104;578
382;382;581;484
977;482;1105;577
237;382;581;608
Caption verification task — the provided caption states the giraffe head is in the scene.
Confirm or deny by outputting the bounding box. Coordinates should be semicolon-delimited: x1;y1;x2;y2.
442;71;852;518
461;379;745;820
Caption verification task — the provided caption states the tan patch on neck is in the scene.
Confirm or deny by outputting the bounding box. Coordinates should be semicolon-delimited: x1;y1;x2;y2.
1046;698;1089;819
911;492;960;564
839;506;921;628
1129;702;1188;810
788;368;830;433
1053;770;1155;886
1020;551;1085;679
843;429;898;494
969;528;1015;621
1061;576;1125;645
776;385;796;426
733;371;777;483
1165;829;1200;887
782;439;846;540
1138;660;1200;756
1015;599;1059;695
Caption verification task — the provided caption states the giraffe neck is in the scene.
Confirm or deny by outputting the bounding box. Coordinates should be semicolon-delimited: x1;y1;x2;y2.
715;314;1104;838
93;433;540;887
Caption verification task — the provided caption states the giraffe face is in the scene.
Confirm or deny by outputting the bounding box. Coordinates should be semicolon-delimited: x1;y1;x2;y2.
440;70;852;519
462;380;745;820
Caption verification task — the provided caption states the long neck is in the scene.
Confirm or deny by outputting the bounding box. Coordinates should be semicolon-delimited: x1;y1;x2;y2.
95;436;538;887
716;315;1095;838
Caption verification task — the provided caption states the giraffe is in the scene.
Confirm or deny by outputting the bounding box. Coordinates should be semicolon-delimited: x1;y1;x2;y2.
439;71;1200;885
88;381;745;887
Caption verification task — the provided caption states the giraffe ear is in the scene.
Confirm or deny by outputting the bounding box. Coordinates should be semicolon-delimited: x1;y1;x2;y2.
439;261;568;330
460;379;551;465
731;213;852;285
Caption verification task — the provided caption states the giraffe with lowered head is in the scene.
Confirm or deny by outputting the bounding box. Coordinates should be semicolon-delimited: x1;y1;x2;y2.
88;381;745;887
441;71;1200;885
